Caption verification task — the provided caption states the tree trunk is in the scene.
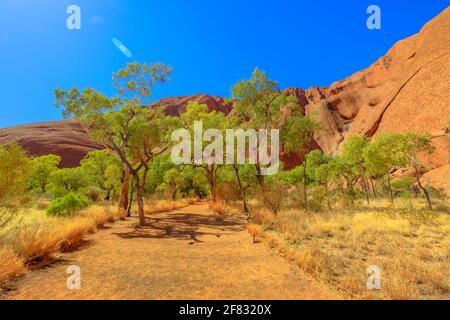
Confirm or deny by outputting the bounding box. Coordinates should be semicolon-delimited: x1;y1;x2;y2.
127;176;135;217
104;188;111;201
255;164;266;199
362;176;370;205
370;179;377;198
118;165;130;219
206;166;218;203
387;173;394;204
172;188;177;201
135;177;145;226
415;165;433;210
232;164;250;217
325;184;332;210
303;159;308;212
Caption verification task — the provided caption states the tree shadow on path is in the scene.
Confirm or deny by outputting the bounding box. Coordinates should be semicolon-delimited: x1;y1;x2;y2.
113;211;244;244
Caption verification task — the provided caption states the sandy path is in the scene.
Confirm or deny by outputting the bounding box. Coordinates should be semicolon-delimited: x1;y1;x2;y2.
4;203;339;300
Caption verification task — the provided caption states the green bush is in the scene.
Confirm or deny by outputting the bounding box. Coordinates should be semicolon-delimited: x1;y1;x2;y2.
391;177;416;191
84;186;103;202
47;193;90;217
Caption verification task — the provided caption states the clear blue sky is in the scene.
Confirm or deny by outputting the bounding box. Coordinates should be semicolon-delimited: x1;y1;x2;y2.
0;0;448;127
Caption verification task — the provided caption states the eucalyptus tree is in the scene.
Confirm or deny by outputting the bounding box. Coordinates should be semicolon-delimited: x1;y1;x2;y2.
363;133;403;203
283;116;322;210
30;154;61;193
177;102;229;203
80;150;121;200
396;132;436;210
231;68;300;200
342;135;371;204
55;62;175;224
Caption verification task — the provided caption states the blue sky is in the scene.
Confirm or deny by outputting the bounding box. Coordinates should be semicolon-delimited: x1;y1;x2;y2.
0;0;448;127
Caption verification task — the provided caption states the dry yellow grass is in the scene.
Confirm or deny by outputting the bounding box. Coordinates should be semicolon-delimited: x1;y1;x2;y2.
1;200;193;286
144;199;195;215
0;205;118;283
0;247;26;284
208;202;228;216
58;218;94;252
246;223;264;243
254;199;450;300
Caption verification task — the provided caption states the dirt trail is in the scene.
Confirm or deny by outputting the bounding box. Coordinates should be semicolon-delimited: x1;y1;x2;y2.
4;203;339;300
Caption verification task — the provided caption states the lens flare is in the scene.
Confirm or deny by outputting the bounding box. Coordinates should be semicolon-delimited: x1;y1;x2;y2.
112;38;133;58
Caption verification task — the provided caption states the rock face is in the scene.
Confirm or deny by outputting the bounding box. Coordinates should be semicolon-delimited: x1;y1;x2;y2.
283;7;450;193
297;7;450;170
0;8;448;191
0;95;232;168
0;120;103;168
151;94;233;116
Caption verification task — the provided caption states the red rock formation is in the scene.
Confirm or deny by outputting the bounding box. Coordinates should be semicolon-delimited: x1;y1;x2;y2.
150;94;233;116
297;7;450;169
0;95;231;168
0;120;102;168
281;7;450;192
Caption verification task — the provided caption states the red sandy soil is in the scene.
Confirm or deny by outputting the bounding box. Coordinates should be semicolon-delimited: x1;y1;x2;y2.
3;204;339;300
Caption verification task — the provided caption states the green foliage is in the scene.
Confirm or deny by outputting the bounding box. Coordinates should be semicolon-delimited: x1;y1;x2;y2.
112;62;173;105
283;116;322;158
382;203;439;226
283;166;305;187
391;177;416;191
47;193;90;217
80;150;121;199
342;135;370;170
49;168;86;197
84;186;103;202
305;150;331;183
29;154;61;193
232;68;300;131
363;134;402;178
396;132;436;168
0;143;31;208
145;153;175;194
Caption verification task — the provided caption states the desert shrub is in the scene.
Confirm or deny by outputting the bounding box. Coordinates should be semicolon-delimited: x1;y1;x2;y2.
391;177;416;192
144;199;191;215
208;202;228;217
263;180;288;214
84;186;103;203
217;182;241;204
309;186;336;212
0;247;25;284
0;208;17;230
246;223;264;243
0;143;31;208
47;193;90;217
253;208;276;226
336;190;358;209
382;203;439;225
